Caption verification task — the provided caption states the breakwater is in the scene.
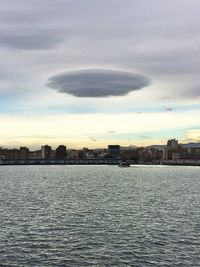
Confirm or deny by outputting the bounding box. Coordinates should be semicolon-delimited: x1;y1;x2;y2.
0;159;199;166
0;158;120;165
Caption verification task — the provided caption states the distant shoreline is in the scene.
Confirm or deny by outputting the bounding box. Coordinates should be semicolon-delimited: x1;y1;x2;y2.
0;159;199;166
0;159;120;166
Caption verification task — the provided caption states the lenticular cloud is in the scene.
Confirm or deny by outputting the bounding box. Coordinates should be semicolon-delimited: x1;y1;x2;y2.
47;69;151;97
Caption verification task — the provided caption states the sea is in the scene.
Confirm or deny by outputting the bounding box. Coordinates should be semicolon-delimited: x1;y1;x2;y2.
0;165;200;266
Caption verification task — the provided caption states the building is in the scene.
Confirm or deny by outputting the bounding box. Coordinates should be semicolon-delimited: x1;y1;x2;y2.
29;150;41;159
121;149;137;161
78;150;86;159
10;149;20;159
67;149;79;159
186;147;200;160
55;145;67;159
20;147;29;159
172;153;180;161
167;138;179;149
41;145;52;159
108;145;121;159
164;139;186;160
0;148;6;159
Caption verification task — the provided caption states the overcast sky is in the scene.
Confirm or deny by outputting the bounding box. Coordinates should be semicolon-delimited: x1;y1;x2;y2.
0;0;200;148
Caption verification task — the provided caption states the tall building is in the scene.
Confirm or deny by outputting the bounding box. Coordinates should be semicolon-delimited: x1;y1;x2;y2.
167;139;178;149
41;145;52;159
165;139;181;160
55;145;67;159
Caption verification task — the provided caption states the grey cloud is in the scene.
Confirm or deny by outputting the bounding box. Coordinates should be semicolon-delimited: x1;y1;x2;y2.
0;1;69;50
165;107;173;112
125;40;200;76
46;69;150;97
0;28;65;50
181;85;200;98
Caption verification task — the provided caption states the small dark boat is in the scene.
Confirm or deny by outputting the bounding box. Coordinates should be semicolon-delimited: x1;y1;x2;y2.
118;161;130;167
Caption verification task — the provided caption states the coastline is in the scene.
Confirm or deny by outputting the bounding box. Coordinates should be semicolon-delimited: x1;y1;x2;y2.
0;159;199;166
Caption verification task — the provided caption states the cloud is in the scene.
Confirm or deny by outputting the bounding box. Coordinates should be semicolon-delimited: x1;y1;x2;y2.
165;107;173;112
89;136;98;142
0;28;64;50
181;85;200;98
0;0;200;120
46;69;151;97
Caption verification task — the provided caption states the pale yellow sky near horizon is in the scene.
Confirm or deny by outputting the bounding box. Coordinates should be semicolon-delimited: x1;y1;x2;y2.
0;111;199;149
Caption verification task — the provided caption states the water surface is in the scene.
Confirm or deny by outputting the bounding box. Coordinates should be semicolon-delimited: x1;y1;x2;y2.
0;165;200;266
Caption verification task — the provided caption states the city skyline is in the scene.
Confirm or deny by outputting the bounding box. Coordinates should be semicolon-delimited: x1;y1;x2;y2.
0;0;200;148
1;138;200;151
1;139;200;164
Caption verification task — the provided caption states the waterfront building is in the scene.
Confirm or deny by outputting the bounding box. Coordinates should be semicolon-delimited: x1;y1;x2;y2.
68;149;79;159
164;139;179;160
187;147;200;159
121;150;137;161
55;145;67;159
0;148;6;159
108;145;121;159
172;153;180;161
77;150;86;159
10;149;20;159
0;148;10;159
29;150;41;159
20;147;29;159
164;139;187;160
167;138;178;149
41;145;52;159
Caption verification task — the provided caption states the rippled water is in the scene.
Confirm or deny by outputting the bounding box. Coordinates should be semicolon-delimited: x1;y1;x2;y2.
0;165;200;266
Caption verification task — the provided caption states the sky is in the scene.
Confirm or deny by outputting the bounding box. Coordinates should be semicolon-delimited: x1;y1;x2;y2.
0;0;200;149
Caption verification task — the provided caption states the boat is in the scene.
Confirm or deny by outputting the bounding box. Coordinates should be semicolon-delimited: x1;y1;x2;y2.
118;161;130;167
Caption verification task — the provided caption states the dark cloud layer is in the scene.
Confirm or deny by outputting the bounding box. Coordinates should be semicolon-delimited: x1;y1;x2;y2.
0;28;64;50
47;69;150;97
